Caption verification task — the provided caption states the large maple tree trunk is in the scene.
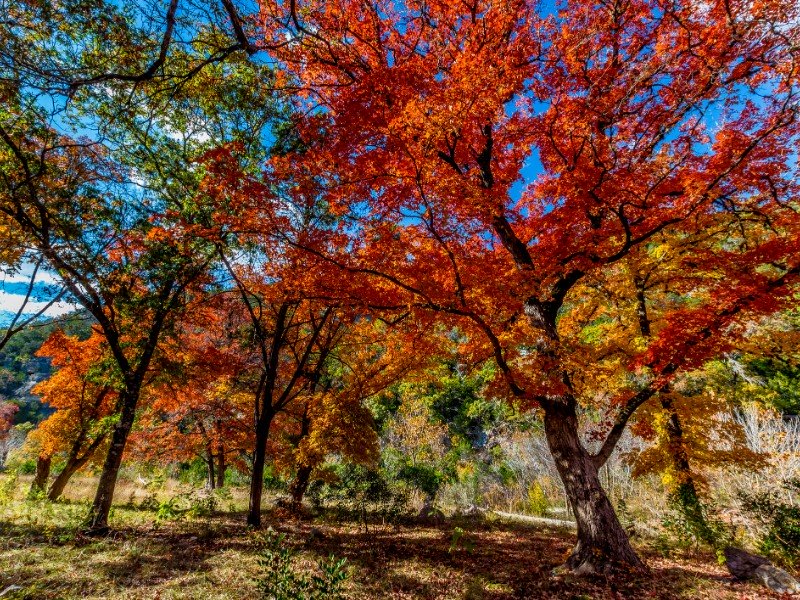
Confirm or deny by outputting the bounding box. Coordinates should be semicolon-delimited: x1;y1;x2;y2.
543;400;644;573
85;388;138;533
247;411;274;527
29;455;51;498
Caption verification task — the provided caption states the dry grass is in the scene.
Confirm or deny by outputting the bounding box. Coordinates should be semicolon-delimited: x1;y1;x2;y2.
0;475;786;599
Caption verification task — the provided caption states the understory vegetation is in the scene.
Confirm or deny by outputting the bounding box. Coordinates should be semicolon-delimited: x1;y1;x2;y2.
0;473;786;599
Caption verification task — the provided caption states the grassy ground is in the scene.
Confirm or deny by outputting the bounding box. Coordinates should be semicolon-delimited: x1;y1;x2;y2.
0;476;784;599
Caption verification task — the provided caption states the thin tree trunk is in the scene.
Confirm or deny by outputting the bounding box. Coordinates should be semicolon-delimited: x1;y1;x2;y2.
661;395;715;545
248;411;273;527
206;453;216;490
85;388;138;534
29;455;51;498
289;464;313;510
48;456;86;501
49;433;107;501
543;399;644;574
216;450;225;489
637;280;712;544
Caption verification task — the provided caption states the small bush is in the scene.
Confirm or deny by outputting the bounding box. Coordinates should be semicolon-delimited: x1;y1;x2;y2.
527;480;549;517
740;479;800;567
0;473;18;504
448;526;475;554
254;531;349;600
662;484;729;550
311;464;411;529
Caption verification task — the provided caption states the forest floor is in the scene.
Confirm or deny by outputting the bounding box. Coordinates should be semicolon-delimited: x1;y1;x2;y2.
0;476;787;599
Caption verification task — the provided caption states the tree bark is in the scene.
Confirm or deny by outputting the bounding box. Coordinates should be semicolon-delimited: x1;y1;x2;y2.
48;455;87;501
289;464;313;510
85;388;138;534
247;410;274;527
543;399;645;573
49;432;107;501
661;396;715;544
216;450;225;489
206;453;216;490
29;455;51;498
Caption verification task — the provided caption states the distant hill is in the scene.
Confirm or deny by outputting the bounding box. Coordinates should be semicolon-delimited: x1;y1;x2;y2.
0;310;94;424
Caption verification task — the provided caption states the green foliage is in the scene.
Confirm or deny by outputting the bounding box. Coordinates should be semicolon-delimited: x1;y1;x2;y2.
395;463;442;500
748;358;800;415
426;361;504;450
309;464;410;528
0;473;18;504
740;479;800;567
662;484;729;550
448;526;475;554
154;489;223;524
253;532;349;600
155;497;184;524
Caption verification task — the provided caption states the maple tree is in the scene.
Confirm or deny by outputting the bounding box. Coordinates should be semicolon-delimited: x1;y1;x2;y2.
132;296;253;489
214;262;355;527
248;0;800;571
272;319;420;508
28;330;117;501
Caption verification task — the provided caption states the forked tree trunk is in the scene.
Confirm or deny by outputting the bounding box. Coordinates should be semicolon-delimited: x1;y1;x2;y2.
216;451;225;489
543;400;644;573
248;411;274;527
29;455;51;498
85;389;138;534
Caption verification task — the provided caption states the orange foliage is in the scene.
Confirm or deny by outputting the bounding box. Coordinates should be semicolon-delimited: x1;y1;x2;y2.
30;330;116;463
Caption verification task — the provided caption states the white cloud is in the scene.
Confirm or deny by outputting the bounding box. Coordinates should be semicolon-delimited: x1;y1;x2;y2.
0;291;77;320
1;261;61;285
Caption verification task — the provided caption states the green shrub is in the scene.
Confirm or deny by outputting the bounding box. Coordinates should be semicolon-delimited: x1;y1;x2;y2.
740;479;800;567
254;532;349;600
448;526;475;554
0;473;18;504
662;484;729;550
156;497;185;523
310;464;411;529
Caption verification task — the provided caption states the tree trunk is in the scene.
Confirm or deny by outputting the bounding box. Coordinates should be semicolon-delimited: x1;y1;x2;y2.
85;388;138;534
29;455;51;498
48;455;88;501
50;433;107;501
247;411;273;527
636;282;711;544
661;396;715;545
289;464;313;510
206;453;216;490
543;399;644;574
216;450;225;489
